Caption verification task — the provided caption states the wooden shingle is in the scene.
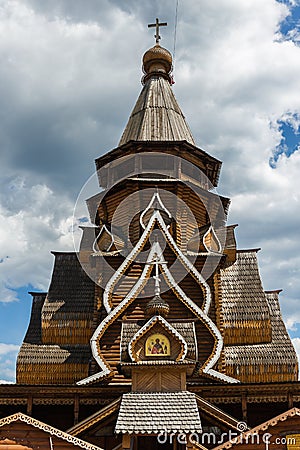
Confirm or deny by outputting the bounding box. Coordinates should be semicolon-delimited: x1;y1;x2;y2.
115;391;202;434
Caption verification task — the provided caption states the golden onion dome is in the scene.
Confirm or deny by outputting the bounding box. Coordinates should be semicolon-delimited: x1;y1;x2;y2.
142;44;173;83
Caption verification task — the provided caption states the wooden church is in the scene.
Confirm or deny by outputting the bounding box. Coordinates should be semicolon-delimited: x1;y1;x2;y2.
0;20;300;450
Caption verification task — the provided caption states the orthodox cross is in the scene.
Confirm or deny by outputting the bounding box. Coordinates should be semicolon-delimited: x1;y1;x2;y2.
148;18;167;44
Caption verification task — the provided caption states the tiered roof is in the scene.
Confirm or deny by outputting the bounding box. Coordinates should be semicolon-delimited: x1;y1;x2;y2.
17;253;94;384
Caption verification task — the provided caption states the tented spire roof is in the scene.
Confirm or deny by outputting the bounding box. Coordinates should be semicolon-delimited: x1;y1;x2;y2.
119;44;195;146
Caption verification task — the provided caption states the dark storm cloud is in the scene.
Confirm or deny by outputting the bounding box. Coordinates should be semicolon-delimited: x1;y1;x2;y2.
0;0;150;195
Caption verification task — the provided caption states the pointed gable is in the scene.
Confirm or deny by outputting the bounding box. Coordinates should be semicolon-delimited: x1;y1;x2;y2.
128;315;188;362
0;413;103;450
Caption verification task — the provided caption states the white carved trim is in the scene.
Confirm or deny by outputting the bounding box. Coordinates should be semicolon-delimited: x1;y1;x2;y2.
78;245;159;385
0;413;103;450
128;313;188;362
92;224;114;253
140;191;172;229
157;248;238;383
103;198;211;313
203;225;222;254
153;210;212;314
102;213;157;313
78;197;239;385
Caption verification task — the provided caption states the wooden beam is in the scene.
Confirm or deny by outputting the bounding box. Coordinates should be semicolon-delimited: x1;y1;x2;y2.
288;392;294;409
186;434;193;449
122;434;131;449
26;396;33;416
242;394;247;423
74;395;79;425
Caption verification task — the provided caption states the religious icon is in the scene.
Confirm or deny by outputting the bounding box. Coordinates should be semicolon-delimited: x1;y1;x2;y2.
145;333;170;356
151;338;164;354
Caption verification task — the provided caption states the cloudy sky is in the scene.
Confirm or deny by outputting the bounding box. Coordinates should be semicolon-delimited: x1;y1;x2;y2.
0;0;300;382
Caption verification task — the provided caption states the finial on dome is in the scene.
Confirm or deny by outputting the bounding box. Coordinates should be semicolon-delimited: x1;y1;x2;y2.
148;18;167;45
143;19;173;84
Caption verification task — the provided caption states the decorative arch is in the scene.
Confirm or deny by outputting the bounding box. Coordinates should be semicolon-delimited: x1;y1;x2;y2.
77;193;240;385
128;315;187;362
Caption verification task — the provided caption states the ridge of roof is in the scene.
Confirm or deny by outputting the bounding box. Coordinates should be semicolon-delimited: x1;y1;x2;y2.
236;248;261;253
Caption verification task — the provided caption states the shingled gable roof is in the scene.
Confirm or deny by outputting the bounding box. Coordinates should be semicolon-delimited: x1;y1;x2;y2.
0;413;103;450
67;394;241;440
115;391;202;435
212;407;300;449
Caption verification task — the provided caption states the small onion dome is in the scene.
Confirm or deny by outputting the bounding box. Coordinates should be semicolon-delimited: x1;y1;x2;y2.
142;44;173;84
146;294;170;317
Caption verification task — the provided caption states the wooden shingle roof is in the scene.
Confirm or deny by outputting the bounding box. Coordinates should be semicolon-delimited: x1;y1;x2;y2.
119;76;195;146
220;250;271;334
223;290;298;380
17;252;96;384
17;343;91;364
220;251;298;382
43;252;95;322
115;391;202;434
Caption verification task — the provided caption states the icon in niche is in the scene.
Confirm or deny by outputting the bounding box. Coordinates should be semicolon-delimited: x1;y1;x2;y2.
146;333;170;356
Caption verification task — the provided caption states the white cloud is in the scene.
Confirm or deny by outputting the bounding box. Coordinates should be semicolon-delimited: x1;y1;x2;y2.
0;344;19;382
0;344;19;355
292;338;300;368
0;177;77;302
170;0;300;329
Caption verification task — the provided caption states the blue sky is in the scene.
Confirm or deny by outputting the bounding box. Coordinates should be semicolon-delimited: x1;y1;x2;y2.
272;1;300;165
1;0;300;382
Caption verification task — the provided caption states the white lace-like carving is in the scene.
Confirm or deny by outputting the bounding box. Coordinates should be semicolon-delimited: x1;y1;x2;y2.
78;196;239;385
